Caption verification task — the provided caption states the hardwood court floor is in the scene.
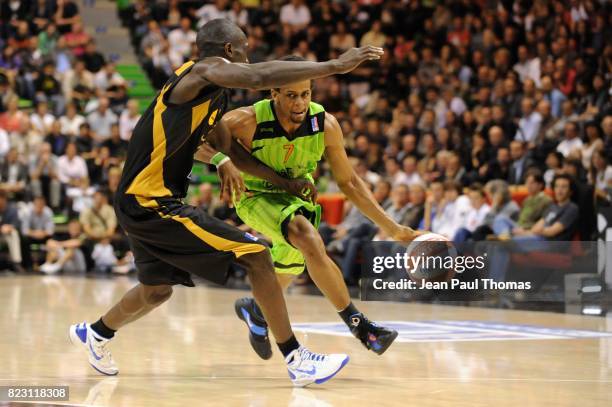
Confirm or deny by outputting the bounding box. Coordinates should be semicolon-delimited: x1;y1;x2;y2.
0;275;610;407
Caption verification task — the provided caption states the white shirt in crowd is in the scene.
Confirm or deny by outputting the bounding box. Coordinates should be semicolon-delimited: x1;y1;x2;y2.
280;3;311;28
30;112;55;134
556;137;584;158
92;242;118;268
94;71;125;91
0;129;10;159
594;166;612;191
168;28;196;68
119;110;141;141
57;155;88;184
515;111;542;144
463;203;491;232
59;114;86;136
87;109;118;142
196;4;227;28
432;195;471;239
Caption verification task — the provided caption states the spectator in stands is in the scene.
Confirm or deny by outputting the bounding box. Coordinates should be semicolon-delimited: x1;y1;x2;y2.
471;180;520;241
29;142;61;209
63;20;90;57
556;121;583;158
384;156;408;187
383;184;409;225
0;97;26;133
581;122;604;170
54;0;80;35
119;99;140;141
515;97;542;145
432;180;471;240
401;155;423;186
87;97;117;142
30;101;54;135
492;171;553;238
57;142;88;187
0;190;22;271
0;148;27;200
487;177;577;284
34;62;64;115
590;149;612;205
401;183;426;230
79;189;116;244
280;0;311;35
168;17;196;68
62;59;94;102
101;123;128;159
453;183;491;243
94;62;125;92
196;0;229;28
44;120;69;157
508;141;534;185
82;40;105;73
40;218;87;274
20;195;54;269
59;102;85;137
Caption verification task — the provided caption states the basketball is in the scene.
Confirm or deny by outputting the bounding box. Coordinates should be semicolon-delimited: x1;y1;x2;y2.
404;233;457;283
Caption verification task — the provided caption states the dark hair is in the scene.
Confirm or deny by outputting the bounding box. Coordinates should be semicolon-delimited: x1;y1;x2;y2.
552;173;574;194
443;180;463;194
525;168;545;185
196;18;245;58
468;182;485;196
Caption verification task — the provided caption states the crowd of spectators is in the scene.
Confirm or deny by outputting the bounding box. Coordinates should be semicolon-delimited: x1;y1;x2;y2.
0;1;611;287
121;0;610;284
0;0;135;274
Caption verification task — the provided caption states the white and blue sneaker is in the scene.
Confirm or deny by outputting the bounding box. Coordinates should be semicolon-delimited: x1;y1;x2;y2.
69;322;118;376
286;347;349;387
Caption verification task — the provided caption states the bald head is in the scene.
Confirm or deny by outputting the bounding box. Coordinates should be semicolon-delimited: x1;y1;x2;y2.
196;19;247;61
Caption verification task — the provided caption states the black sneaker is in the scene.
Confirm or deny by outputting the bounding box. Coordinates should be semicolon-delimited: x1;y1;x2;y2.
348;313;398;355
234;297;272;360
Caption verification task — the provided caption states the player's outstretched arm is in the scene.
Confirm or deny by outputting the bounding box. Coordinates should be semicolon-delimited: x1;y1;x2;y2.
324;113;417;241
189;47;383;91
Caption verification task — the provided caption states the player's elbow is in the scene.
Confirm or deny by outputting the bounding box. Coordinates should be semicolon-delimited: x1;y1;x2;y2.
337;175;358;195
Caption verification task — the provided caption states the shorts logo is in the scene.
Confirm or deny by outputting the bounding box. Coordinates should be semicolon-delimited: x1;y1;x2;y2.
244;232;259;242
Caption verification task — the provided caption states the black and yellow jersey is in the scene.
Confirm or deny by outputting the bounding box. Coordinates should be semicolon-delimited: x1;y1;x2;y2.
118;61;228;201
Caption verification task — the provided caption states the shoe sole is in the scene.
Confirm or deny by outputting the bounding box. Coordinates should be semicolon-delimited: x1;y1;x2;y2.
68;325;118;376
292;355;350;387
372;330;399;355
234;301;273;360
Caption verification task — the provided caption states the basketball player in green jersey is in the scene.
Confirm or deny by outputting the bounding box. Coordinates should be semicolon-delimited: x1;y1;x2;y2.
197;56;418;359
69;19;386;386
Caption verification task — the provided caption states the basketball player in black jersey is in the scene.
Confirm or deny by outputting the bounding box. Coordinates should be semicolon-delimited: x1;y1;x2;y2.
69;19;383;387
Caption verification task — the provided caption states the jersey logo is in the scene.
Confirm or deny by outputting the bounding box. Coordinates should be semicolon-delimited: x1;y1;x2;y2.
208;109;219;126
283;144;294;164
311;116;319;132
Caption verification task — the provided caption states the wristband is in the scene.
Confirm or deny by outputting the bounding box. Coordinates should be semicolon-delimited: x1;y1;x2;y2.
211;152;229;167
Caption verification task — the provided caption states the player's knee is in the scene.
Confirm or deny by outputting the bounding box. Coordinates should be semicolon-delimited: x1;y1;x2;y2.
142;285;173;306
289;216;324;257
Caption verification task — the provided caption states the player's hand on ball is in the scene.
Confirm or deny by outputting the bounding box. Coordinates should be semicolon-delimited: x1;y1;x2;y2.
217;161;245;205
389;226;426;242
282;178;318;203
335;46;384;74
